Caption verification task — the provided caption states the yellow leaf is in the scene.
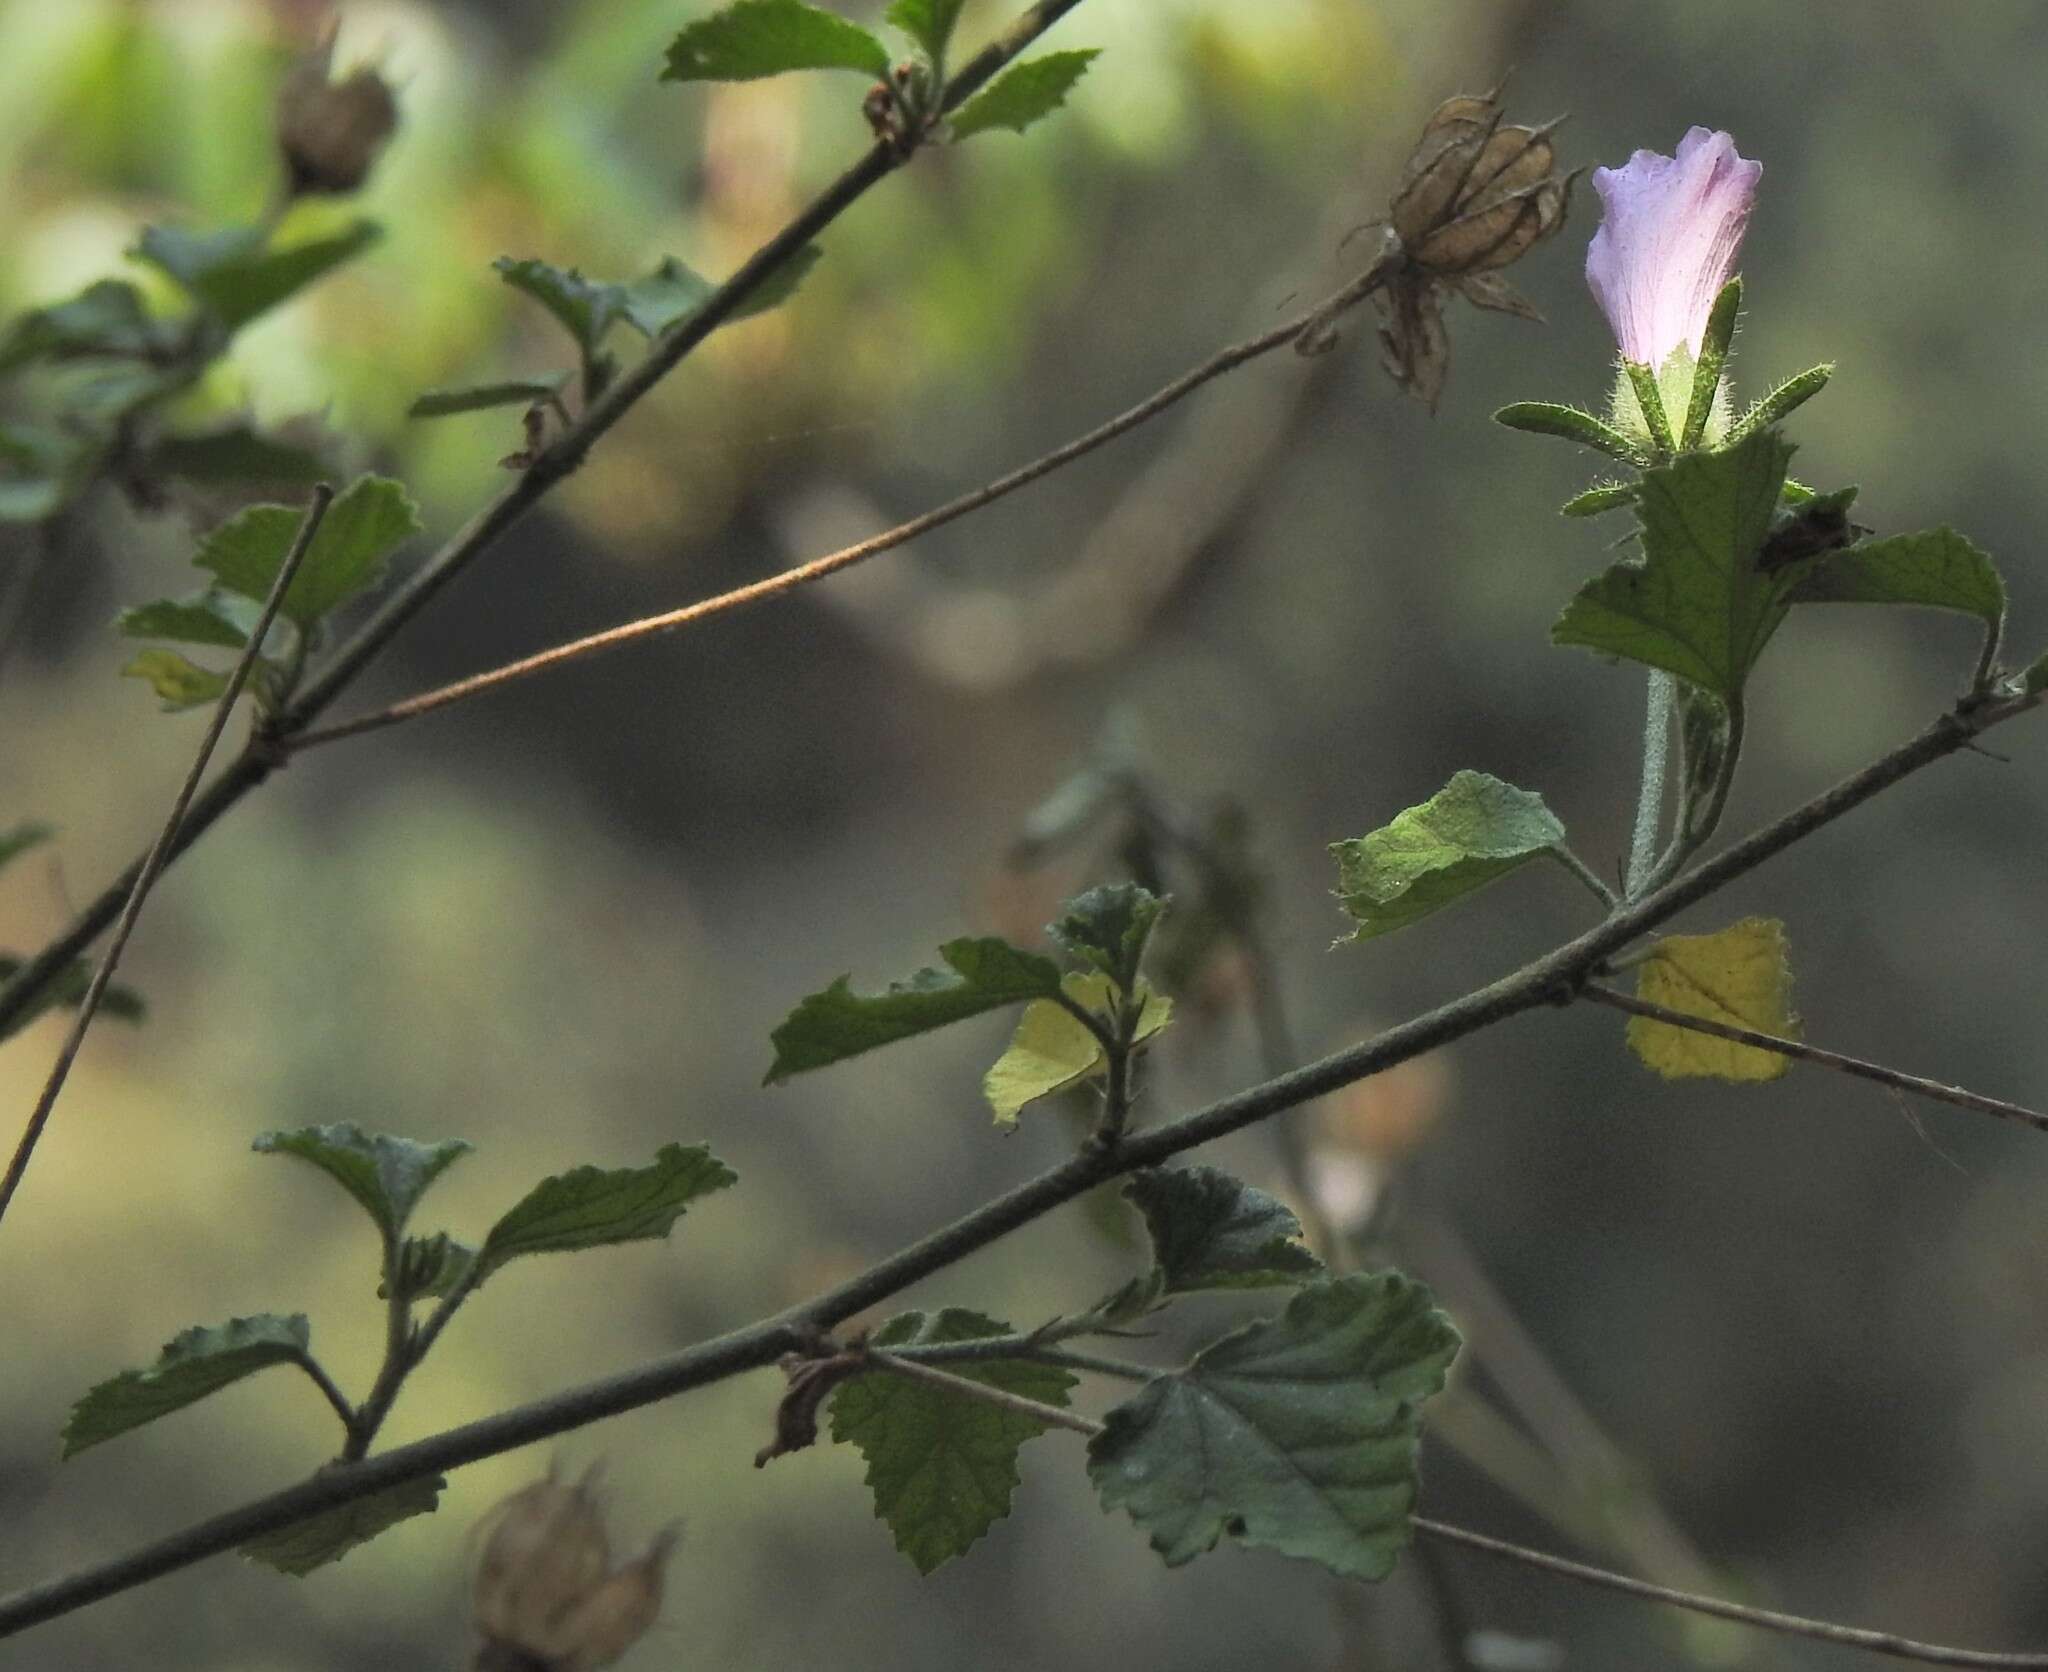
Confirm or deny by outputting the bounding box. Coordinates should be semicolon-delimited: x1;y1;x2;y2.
1627;916;1798;1083
982;972;1172;1127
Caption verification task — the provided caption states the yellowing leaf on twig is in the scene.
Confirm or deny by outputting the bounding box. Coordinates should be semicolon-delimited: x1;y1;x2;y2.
1627;916;1797;1083
983;972;1171;1126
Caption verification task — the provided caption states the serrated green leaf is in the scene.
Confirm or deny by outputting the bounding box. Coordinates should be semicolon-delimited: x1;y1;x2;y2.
662;0;890;83
1088;1272;1459;1581
0;953;144;1042
885;0;968;61
1126;1165;1321;1292
196;476;419;630
240;1472;444;1576
1627;916;1798;1083
0;279;175;374
1493;402;1645;465
408;375;570;419
1331;770;1564;941
1788;527;2005;637
948;49;1099;140
1560;483;1637;518
830;1309;1075;1573
62;1314;311;1458
1552;427;1794;698
134;220;381;330
116;590;261;650
983;972;1172;1126
1049;881;1164;989
253;1124;473;1244
122;648;231;711
0;822;54;874
765;936;1064;1083
493;257;626;357
477;1143;736;1276
147;427;326;484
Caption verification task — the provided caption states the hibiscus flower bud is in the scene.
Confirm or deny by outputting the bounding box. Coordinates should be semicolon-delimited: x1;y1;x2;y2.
470;1465;679;1672
1584;127;1760;369
275;33;399;199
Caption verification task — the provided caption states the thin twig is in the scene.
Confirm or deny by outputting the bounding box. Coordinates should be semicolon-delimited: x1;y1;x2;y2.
0;691;2038;1641
290;1352;358;1435
282;257;1397;754
892;1336;1154;1383
1581;984;2048;1136
0;0;1096;1046
0;485;335;1231
1416;1516;2048;1669
865;1350;1105;1437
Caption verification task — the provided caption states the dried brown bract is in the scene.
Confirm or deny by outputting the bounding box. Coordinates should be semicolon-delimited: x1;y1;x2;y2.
471;1466;679;1672
276;31;399;199
1335;86;1575;410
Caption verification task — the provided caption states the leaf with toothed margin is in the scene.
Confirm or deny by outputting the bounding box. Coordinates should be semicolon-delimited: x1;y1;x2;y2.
661;0;889;83
474;1143;736;1279
240;1472;445;1575
1124;1165;1322;1292
829;1308;1075;1573
253;1124;473;1243
195;476;420;631
1088;1272;1460;1581
63;1314;312;1458
1625;916;1798;1083
948;50;1100;140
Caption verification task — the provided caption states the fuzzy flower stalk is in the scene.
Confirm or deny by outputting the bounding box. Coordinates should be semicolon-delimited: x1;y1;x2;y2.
1585;127;1761;451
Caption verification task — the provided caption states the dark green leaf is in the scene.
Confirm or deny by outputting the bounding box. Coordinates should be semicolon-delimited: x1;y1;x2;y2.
830;1309;1076;1573
1681;277;1741;449
116;590;261;650
617;259;716;338
493;258;627;357
662;0;890;83
948;50;1099;140
1088;1272;1460;1581
885;0;968;61
409;375;570;419
1331;770;1565;941
63;1314;311;1458
240;1472;444;1576
0;279;175;374
729;243;824;321
1560;483;1636;518
1049;882;1165;991
1126;1165;1321;1292
121;648;231;711
147;427;327;484
477;1143;736;1275
196;475;419;630
0;954;144;1042
1728;364;1833;443
135;221;382;330
381;1232;477;1302
1551;427;1795;698
252;1124;473;1243
1493;402;1645;465
0;822;54;874
1787;527;2005;635
765;936;1064;1082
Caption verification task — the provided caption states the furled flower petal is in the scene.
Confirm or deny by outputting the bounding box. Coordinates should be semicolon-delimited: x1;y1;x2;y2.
1585;127;1760;366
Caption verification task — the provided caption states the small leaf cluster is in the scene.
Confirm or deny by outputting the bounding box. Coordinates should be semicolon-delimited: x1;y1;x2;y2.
0;215;376;527
61;1124;735;1574
116;476;420;712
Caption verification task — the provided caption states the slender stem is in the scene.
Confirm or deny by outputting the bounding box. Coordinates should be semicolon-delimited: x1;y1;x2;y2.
1548;845;1619;911
1625;669;1675;897
864;1351;1106;1437
0;485;335;1231
1416;1516;2048;1669
0;691;2037;1641
343;1249;490;1459
894;1337;1154;1383
289;1352;357;1434
0;0;1096;1046
282;258;1396;754
1582;984;2048;1136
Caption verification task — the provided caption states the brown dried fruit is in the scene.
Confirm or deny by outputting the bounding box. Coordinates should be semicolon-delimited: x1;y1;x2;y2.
276;32;399;198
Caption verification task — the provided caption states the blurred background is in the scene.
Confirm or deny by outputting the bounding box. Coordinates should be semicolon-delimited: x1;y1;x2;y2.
3;1;2047;1668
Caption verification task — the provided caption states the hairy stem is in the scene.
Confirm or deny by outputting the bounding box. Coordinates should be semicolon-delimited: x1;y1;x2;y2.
1625;669;1675;897
0;485;334;1230
864;1351;1105;1438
